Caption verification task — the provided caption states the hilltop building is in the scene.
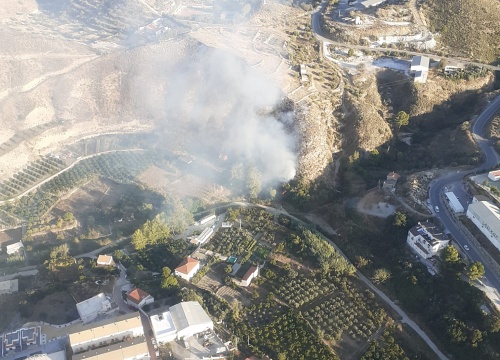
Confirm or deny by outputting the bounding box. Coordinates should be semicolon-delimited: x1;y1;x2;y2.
240;266;259;287
169;301;214;340
4;240;23;255
410;56;430;83
382;172;400;192
1;326;41;355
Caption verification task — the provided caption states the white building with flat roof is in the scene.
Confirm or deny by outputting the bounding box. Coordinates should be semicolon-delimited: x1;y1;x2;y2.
68;312;144;353
76;293;112;323
411;56;430;83
169;301;213;340
407;221;449;259
150;309;178;344
6;240;23;255
488;170;500;181
360;0;387;8
466;196;500;251
445;191;465;213
198;214;216;225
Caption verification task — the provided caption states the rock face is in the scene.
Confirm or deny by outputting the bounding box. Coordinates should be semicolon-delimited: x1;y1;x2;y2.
343;74;392;154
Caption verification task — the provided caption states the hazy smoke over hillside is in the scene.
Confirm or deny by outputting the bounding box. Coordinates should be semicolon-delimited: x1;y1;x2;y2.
134;45;297;185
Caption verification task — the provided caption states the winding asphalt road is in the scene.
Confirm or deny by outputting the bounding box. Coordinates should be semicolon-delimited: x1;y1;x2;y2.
310;1;500;71
429;95;500;291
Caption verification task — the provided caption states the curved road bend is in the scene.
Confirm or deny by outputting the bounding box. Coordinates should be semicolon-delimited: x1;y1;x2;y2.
310;1;500;71
430;95;500;292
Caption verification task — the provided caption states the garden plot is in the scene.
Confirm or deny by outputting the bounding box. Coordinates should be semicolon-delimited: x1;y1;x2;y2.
203;227;257;258
274;275;337;309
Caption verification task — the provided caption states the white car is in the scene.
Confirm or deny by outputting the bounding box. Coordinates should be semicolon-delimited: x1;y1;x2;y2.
464;245;470;251
434;206;440;213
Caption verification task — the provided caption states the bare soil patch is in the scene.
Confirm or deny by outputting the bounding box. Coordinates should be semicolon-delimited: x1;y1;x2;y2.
30;290;79;325
357;189;397;218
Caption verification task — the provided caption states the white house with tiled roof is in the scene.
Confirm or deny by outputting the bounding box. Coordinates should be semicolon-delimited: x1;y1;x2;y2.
126;288;154;309
240;266;259;287
175;257;200;281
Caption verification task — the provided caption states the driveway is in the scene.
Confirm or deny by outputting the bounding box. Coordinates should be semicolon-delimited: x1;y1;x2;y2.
111;262;133;314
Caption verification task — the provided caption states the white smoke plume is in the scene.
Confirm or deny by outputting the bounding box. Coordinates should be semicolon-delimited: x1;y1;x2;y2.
133;44;297;186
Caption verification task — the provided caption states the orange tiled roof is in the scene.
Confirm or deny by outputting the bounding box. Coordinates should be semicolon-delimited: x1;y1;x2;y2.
175;257;199;275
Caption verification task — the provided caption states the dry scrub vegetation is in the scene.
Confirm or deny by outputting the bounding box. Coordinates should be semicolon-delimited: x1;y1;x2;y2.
343;73;392;153
423;0;500;63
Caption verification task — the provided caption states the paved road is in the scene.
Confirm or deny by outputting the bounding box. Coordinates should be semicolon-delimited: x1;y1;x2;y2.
112;262;134;314
429;95;500;293
310;1;500;71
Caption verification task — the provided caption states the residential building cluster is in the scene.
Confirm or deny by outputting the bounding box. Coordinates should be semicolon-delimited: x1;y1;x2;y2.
1;326;41;357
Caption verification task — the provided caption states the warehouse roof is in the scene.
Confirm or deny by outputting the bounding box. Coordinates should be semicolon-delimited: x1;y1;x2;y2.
468;201;500;235
69;312;142;346
169;301;212;332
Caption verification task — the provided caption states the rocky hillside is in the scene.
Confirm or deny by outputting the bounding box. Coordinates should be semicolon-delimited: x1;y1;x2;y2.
422;0;500;63
343;73;393;154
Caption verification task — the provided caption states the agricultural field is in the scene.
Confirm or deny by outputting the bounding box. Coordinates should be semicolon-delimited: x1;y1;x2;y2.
189;207;428;359
204;227;257;258
0;156;66;201
0;150;159;227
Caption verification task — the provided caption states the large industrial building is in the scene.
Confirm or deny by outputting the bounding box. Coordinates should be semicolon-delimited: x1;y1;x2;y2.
149;301;214;343
407;220;449;259
68;312;144;354
466;196;500;251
